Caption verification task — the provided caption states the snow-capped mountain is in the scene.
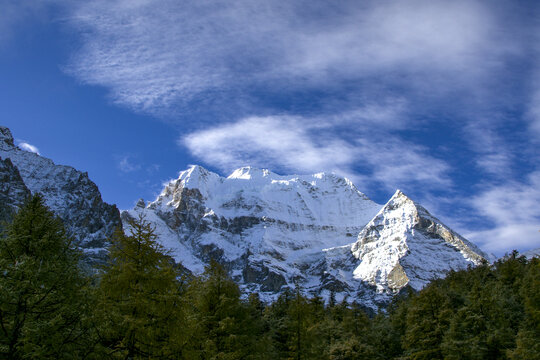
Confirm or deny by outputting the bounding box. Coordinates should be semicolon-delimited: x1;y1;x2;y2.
123;165;489;306
0;125;492;306
122;165;381;299
0;126;121;263
351;190;489;293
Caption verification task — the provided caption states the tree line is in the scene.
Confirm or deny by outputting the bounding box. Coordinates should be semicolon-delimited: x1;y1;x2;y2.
0;195;538;359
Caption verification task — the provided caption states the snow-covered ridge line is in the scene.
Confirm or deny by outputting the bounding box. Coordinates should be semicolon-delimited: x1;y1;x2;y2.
124;166;489;307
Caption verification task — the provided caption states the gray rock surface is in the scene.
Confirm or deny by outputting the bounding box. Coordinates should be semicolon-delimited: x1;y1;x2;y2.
0;126;121;263
0;157;31;221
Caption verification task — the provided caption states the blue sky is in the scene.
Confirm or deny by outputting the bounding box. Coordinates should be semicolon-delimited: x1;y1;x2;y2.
1;0;539;255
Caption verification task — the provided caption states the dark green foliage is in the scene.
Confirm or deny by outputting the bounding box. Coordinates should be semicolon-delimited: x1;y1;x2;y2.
183;259;265;359
0;194;92;359
93;214;185;359
2;203;539;359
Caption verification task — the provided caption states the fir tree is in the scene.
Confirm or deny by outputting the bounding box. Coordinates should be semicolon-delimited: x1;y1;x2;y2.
0;194;91;359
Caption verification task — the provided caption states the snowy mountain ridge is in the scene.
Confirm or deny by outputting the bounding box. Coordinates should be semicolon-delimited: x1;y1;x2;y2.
124;165;490;307
351;190;489;293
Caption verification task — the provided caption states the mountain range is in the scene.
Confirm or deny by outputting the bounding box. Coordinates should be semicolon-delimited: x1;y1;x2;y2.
0;125;520;308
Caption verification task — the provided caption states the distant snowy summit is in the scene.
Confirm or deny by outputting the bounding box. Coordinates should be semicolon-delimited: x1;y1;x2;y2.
0;126;121;263
124;165;490;307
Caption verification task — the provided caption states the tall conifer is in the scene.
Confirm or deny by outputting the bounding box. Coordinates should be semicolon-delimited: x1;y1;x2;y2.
0;194;91;359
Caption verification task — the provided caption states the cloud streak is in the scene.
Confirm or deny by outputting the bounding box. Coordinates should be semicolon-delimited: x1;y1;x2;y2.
17;141;40;155
64;0;519;116
182;111;452;193
466;171;540;254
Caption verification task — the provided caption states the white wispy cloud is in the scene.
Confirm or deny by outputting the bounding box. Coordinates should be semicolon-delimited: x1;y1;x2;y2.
17;141;40;155
182;111;451;193
58;0;538;256
466;171;540;254
64;0;517;115
117;155;140;173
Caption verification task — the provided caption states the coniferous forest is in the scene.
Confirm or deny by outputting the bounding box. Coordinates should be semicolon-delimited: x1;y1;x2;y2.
1;195;539;359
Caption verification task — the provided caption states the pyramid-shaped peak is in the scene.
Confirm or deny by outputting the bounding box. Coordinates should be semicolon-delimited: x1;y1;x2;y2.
378;189;419;213
389;189;414;202
352;189;488;294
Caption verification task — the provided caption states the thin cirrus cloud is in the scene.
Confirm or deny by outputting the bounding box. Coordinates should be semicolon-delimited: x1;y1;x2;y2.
117;155;141;173
63;0;517;115
58;0;540;254
465;171;540;254
182;113;452;193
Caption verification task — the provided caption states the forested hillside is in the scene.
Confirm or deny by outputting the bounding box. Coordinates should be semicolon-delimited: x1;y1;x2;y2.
1;195;538;359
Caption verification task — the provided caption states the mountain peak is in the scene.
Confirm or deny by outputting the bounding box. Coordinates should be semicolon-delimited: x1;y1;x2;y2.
227;166;274;180
391;189;407;199
176;165;220;188
0;126;15;150
352;191;487;293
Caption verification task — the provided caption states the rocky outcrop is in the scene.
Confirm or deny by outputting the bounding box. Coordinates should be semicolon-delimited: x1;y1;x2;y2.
0;157;30;221
0;126;121;263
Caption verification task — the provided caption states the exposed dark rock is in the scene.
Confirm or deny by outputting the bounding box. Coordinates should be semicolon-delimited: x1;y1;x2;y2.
0;126;122;264
0;157;30;222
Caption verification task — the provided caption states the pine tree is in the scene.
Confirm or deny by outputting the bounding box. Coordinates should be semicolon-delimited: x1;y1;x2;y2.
0;194;92;359
94;214;185;358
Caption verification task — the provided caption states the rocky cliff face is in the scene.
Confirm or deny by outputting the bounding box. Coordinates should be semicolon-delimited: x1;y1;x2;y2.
351;190;488;293
0;157;30;221
123;166;489;307
0;126;121;263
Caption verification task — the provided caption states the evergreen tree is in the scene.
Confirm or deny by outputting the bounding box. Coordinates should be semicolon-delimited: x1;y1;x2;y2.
403;282;450;360
287;283;309;360
509;257;540;359
184;259;258;359
0;194;92;359
94;214;185;358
